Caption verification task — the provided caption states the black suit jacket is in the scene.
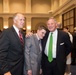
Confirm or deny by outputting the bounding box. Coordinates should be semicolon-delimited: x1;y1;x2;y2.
41;29;72;75
72;32;76;49
0;26;25;75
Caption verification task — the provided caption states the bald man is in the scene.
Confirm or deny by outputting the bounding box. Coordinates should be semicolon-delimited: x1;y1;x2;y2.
0;13;25;75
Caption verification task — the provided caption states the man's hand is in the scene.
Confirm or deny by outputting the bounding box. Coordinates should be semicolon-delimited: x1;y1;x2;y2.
4;71;11;75
26;32;33;38
27;70;32;75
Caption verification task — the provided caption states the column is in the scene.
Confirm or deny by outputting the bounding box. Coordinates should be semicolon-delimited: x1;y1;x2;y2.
3;17;9;29
26;17;31;32
53;0;59;11
59;0;63;6
25;0;31;13
3;0;9;13
51;0;54;12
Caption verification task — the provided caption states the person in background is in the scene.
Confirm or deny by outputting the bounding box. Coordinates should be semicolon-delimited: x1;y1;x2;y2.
0;13;25;75
56;22;62;29
24;25;46;75
41;17;72;75
63;26;73;75
71;27;76;65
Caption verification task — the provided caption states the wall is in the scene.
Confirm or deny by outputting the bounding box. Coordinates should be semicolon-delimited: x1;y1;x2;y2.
9;0;25;13
31;0;51;13
31;17;48;30
0;0;3;13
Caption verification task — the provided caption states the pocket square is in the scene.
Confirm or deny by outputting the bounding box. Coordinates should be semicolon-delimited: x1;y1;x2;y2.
60;42;64;45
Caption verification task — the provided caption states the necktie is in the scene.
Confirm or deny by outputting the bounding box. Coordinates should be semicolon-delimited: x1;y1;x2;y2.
19;30;24;46
48;33;53;62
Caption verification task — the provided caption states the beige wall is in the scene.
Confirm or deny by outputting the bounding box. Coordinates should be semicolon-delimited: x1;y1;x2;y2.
0;17;3;30
62;0;68;4
54;15;60;22
0;0;3;13
9;0;25;13
53;0;59;11
31;18;48;30
0;0;76;31
8;17;13;27
31;0;51;13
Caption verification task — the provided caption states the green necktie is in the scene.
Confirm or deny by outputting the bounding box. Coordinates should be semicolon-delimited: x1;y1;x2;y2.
48;33;53;62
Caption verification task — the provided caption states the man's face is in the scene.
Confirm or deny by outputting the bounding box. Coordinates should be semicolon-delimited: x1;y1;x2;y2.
37;29;46;39
14;14;25;29
47;19;57;32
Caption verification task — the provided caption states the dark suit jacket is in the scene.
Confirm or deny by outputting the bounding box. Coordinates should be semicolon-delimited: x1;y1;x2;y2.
41;29;72;75
72;32;76;49
0;26;25;75
72;32;76;58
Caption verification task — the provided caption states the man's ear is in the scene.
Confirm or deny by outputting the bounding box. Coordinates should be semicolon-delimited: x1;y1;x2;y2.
13;19;17;23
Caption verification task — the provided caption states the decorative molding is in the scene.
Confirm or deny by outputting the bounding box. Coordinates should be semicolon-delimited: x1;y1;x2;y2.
0;13;49;18
50;0;76;16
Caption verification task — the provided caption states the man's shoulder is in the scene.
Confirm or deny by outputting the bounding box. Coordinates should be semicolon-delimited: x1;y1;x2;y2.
58;29;67;34
3;26;13;32
25;34;34;40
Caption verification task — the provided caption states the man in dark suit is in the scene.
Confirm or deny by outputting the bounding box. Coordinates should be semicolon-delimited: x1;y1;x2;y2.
0;13;25;75
41;17;72;75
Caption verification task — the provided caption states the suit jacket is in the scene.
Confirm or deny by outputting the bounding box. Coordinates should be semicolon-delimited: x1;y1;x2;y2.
0;26;25;75
72;32;76;49
24;34;42;75
41;29;72;75
71;32;76;58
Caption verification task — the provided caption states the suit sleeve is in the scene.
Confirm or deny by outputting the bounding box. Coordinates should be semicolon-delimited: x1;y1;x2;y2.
0;30;10;74
64;33;72;56
24;37;32;70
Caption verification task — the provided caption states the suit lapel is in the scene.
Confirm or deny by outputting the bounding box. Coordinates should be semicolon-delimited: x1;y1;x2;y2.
56;30;61;56
11;26;24;47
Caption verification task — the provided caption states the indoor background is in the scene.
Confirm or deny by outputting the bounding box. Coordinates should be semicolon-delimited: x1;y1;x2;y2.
0;0;76;33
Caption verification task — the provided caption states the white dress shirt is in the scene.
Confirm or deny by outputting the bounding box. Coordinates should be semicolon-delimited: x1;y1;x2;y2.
44;29;58;58
13;25;19;36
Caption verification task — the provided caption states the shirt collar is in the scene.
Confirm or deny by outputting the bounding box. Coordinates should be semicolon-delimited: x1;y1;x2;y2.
13;25;19;35
50;29;57;34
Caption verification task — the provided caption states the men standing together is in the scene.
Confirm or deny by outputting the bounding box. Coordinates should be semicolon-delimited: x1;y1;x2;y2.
0;15;72;75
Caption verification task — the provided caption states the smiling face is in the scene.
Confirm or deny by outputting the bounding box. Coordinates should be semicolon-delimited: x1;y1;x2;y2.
37;29;46;39
47;18;57;32
13;13;25;30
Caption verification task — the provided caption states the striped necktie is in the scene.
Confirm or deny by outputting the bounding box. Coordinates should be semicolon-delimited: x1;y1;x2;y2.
19;30;24;46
